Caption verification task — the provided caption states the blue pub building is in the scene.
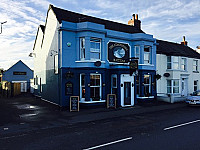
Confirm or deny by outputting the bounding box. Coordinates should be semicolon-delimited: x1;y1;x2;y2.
32;5;156;108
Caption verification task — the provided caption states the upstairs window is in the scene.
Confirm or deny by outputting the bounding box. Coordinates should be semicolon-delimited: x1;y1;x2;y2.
80;38;85;60
193;60;198;72
134;46;140;63
181;58;186;71
90;38;101;60
167;56;179;70
144;46;151;64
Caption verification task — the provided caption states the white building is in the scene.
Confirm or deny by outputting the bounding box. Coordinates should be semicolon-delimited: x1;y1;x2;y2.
156;38;200;103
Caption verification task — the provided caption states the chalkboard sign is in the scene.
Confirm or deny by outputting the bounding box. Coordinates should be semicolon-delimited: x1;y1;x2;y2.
70;96;79;112
107;94;116;109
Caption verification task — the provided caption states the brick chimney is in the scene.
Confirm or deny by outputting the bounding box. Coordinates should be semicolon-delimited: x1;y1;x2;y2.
128;14;141;29
181;36;188;46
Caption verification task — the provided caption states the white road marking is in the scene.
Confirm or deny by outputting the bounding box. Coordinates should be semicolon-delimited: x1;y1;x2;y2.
164;119;200;131
83;137;132;150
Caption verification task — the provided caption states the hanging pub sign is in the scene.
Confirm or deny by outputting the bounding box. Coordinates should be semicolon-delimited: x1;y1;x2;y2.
107;94;116;109
70;96;79;112
108;42;130;63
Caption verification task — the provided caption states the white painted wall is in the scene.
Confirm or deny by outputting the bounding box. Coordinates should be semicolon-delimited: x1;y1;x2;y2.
157;54;200;102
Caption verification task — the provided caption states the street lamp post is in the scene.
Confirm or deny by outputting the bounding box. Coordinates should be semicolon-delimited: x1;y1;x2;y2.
0;21;7;34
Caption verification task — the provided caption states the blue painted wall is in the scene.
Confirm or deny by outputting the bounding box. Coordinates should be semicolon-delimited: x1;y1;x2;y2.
2;60;33;90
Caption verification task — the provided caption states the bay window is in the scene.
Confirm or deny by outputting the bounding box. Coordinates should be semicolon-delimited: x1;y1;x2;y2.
144;46;151;64
90;38;101;60
80;38;85;60
167;80;179;94
135;46;140;63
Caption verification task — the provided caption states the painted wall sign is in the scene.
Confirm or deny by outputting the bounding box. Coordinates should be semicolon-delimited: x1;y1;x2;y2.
70;96;79;112
107;94;116;109
13;72;27;75
108;42;130;63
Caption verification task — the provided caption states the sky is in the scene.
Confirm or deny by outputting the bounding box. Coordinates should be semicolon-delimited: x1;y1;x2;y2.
0;0;200;70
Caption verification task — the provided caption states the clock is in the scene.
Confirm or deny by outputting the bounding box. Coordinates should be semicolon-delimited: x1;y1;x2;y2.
113;47;125;58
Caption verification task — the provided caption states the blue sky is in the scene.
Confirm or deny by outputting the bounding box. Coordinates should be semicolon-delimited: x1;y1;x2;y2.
0;0;200;69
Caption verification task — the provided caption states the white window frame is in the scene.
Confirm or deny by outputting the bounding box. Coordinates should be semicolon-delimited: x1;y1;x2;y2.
181;58;187;71
193;59;198;72
80;74;86;101
134;45;140;64
167;79;179;94
167;56;179;70
144;46;151;64
80;37;86;60
90;38;101;60
90;74;102;101
144;74;151;97
194;80;198;91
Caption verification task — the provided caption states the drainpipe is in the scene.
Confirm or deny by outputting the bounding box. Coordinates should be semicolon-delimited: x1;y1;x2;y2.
58;25;61;107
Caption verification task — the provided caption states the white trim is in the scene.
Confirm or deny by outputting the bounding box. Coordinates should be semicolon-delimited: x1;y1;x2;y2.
75;60;105;63
120;74;134;107
137;96;154;99
79;100;106;103
41;98;60;106
139;64;154;67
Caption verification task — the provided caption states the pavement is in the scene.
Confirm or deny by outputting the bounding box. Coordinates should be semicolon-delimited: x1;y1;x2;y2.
0;93;187;137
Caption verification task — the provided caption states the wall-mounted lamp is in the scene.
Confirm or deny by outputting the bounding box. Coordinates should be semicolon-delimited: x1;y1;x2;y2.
29;52;36;57
50;50;58;56
0;21;7;34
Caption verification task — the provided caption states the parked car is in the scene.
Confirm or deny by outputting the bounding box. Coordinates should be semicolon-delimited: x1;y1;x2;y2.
186;90;200;105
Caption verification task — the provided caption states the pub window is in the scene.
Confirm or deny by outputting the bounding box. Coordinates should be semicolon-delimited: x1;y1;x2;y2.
65;82;73;95
80;38;85;60
80;74;85;101
144;46;151;64
111;74;117;95
90;74;101;101
136;75;140;96
90;38;101;60
144;74;151;97
134;46;140;63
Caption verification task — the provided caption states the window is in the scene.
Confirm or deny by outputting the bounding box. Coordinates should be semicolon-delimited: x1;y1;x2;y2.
90;38;101;60
111;74;117;95
181;58;186;71
136;75;140;96
90;74;101;101
167;80;179;94
144;46;151;64
135;46;140;63
144;75;151;97
80;74;85;100
80;38;85;60
193;60;198;72
54;54;58;74
194;80;198;91
167;56;179;70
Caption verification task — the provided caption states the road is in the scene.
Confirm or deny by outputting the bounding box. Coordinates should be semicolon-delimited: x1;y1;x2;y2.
1;101;200;150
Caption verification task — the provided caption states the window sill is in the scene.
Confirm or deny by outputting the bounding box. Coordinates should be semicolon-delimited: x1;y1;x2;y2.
166;69;182;71
193;71;199;73
137;96;154;99
76;60;105;63
139;64;154;67
79;100;106;103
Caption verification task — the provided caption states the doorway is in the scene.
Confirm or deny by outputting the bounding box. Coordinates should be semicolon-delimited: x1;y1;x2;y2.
181;78;187;97
120;74;134;107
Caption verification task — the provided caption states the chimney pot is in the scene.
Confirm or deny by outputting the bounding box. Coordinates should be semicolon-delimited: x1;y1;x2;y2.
132;14;135;20
136;14;138;20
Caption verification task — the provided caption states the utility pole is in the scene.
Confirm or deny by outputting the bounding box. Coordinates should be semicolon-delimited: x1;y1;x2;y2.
0;21;7;34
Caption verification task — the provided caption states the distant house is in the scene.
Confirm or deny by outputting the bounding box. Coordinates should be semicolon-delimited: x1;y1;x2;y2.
2;60;33;92
156;37;200;103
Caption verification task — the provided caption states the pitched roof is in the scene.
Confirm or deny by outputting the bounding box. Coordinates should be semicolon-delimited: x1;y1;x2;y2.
50;5;144;34
157;40;200;59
